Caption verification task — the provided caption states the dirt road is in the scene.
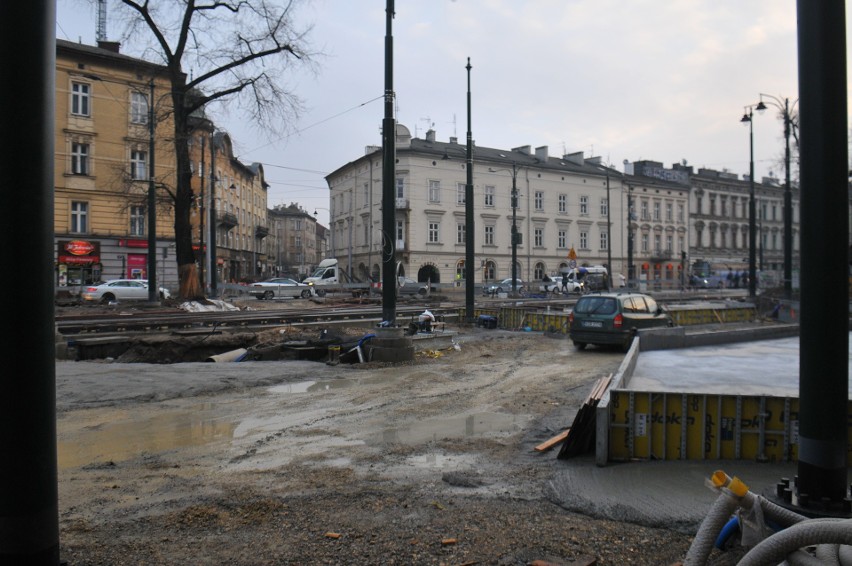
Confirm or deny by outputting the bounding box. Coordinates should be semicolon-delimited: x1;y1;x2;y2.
56;314;694;565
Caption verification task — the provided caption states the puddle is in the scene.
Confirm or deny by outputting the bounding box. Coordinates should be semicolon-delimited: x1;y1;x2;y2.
268;374;403;394
57;403;236;470
366;412;529;446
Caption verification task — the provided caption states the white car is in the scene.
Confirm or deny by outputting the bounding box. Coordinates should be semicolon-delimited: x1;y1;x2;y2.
80;279;171;303
485;278;525;295
249;277;314;300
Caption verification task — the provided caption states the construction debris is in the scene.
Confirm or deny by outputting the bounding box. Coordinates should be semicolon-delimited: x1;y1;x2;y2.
536;374;612;458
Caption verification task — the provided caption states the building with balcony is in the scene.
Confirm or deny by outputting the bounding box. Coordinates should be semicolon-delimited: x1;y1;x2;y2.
186;127;270;284
325;125;626;286
266;203;324;280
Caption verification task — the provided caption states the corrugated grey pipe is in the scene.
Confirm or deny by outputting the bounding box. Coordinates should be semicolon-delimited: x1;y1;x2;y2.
737;519;852;566
684;471;740;565
685;472;808;566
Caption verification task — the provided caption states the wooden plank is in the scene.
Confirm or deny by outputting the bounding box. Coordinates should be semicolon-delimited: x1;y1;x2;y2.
535;428;570;452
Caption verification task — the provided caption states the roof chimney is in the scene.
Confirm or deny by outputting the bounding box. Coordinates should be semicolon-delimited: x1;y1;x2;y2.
97;40;121;53
425;129;436;142
563;151;584;166
512;145;531;155
535;146;549;162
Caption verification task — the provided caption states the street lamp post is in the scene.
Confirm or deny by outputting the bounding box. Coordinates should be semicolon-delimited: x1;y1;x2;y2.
627;187;635;287
146;78;158;304
756;94;797;300
740;106;758;298
489;164;520;295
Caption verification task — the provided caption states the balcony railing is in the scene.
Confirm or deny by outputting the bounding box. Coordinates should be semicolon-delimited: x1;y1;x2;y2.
217;212;238;229
395;198;409;210
646;249;673;261
255;224;269;238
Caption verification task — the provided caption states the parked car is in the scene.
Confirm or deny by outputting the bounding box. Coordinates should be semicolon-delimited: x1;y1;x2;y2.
248;277;314;300
568;292;673;352
397;277;430;296
80;279;171;303
539;274;584;294
485;278;525;295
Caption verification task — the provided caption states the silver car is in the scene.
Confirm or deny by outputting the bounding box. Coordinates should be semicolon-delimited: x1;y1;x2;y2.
80;279;171;303
249;277;314;300
397;277;430;296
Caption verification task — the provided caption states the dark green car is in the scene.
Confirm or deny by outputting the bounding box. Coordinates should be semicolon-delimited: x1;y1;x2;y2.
568;292;673;351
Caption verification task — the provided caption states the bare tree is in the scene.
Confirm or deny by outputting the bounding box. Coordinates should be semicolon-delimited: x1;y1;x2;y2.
115;0;317;299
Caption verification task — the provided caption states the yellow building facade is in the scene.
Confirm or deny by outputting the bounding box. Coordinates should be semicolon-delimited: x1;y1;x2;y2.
55;39;177;288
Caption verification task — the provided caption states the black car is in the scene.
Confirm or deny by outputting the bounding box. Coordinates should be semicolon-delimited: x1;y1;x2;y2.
568;292;673;351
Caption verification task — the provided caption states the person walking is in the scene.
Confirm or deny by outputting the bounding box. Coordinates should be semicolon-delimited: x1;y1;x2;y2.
561;272;568;293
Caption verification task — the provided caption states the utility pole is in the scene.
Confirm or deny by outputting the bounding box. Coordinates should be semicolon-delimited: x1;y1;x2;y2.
380;0;397;325
465;57;475;319
209;134;217;297
147;78;158;304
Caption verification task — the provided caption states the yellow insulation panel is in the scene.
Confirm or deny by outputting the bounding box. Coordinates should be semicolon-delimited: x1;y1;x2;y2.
606;391;847;464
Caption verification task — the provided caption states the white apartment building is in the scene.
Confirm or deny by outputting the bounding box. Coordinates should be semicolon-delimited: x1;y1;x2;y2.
325;125;627;287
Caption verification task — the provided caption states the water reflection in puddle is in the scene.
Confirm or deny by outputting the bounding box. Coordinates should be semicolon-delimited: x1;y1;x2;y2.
367;412;528;446
57;403;236;470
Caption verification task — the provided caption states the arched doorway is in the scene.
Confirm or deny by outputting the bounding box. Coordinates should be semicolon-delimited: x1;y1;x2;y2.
418;263;440;284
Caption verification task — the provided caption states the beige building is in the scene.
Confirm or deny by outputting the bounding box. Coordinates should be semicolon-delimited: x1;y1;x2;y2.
266;203;324;280
186;126;270;286
325;125;627;287
55;39;177;288
55;39;275;293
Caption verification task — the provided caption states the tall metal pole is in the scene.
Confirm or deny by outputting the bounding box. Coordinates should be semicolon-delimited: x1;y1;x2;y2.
209;135;217;297
147;78;159;303
464;58;475;321
783;97;793;299
795;0;848;506
0;1;60;562
627;188;634;286
199;136;206;291
380;0;397;324
510;163;517;295
744;107;757;298
605;172;612;291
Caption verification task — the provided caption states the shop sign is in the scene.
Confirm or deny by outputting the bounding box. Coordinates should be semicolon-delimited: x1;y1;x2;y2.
58;240;100;264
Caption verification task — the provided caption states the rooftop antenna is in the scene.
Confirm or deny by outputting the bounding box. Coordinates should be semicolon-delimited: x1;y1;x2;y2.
450;114;457;138
96;0;108;42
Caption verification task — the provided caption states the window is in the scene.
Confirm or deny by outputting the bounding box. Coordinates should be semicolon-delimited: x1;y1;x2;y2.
579;230;588;249
641;233;649;252
457;183;466;205
653;201;661;221
395;178;405;199
71;82;90;116
580;195;589;215
600;229;608;250
457;223;466;244
558;229;567;249
534;227;543;247
696;228;703;248
666;202;673;222
396;220;404;242
710;196;717;216
666;235;673;252
130;149;147;180
484;225;494;245
558;194;567;214
363;182;369;205
696;196;703;215
428;180;441;203
720;197;727;217
678;236;685;253
295;235;302;248
428;222;440;243
130;205;145;236
130;91;148;124
600;198;608;217
484;185;495;207
71;201;88;233
534;263;545;280
678;203;685;223
641;200;648;220
534;191;544;211
456;260;465;279
654;234;662;253
71;142;90;175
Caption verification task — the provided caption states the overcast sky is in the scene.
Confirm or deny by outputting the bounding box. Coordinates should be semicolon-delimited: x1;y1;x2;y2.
56;1;849;227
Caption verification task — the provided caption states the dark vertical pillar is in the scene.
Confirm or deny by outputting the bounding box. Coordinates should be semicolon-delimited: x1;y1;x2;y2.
209;136;217;297
381;0;397;324
0;1;61;563
796;0;849;502
464;58;475;320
